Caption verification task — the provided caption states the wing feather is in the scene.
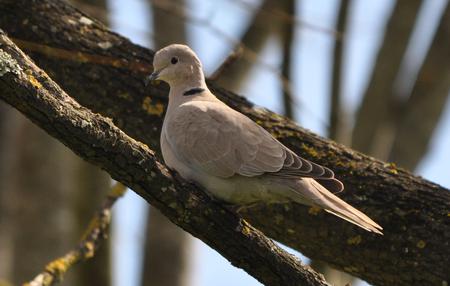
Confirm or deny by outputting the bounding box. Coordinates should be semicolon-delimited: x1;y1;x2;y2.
166;101;342;193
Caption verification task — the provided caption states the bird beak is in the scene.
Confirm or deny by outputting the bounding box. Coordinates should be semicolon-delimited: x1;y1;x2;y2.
145;70;160;86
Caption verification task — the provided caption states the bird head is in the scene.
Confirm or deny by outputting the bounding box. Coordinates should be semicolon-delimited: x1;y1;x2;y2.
146;44;205;87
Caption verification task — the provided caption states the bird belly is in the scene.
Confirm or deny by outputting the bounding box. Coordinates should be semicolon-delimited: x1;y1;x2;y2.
195;174;291;205
161;129;290;205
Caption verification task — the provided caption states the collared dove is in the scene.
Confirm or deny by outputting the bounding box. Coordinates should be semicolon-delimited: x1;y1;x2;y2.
148;44;383;234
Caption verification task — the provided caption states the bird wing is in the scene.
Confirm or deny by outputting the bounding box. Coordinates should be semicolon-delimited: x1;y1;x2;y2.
166;100;341;192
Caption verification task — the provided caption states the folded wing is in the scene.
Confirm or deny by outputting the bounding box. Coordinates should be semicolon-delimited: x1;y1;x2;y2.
166;100;342;193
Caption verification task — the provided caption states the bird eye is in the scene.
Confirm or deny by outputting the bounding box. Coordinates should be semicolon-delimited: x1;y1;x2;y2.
171;57;178;64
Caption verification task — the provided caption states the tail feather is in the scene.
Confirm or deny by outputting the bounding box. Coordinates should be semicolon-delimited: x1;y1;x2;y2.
292;179;383;235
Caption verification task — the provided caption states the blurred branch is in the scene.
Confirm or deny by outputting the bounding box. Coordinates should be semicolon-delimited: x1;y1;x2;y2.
329;0;350;141
23;183;126;286
228;0;342;39
209;47;243;81
388;3;450;170
150;0;187;48
70;0;109;24
280;0;295;119
214;0;304;121
352;0;423;156
1;1;450;284
0;30;330;286
214;0;276;91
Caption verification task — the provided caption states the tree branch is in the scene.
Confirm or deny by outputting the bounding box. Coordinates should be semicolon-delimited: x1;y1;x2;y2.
0;30;329;286
0;1;449;285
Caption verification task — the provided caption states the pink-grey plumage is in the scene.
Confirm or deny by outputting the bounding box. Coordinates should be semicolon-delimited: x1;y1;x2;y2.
150;44;383;235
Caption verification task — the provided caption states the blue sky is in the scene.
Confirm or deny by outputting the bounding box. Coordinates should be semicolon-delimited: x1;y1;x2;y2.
107;0;450;285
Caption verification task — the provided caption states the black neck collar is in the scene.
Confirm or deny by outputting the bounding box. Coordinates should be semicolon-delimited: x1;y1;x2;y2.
183;87;205;96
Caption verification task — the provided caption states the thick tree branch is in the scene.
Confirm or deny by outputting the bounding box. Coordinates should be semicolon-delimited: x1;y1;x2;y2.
0;30;329;286
0;1;449;285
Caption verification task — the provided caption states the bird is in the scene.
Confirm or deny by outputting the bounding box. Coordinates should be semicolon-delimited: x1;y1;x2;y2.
147;44;383;235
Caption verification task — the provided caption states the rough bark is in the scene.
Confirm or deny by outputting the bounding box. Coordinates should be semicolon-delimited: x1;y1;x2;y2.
0;30;329;286
0;1;449;285
352;0;423;156
388;3;450;170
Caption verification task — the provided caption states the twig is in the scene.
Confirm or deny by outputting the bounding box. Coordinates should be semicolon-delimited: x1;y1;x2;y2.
227;0;343;39
23;183;127;286
208;46;243;81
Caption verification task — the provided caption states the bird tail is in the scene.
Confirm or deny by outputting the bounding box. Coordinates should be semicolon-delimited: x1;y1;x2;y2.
291;179;383;235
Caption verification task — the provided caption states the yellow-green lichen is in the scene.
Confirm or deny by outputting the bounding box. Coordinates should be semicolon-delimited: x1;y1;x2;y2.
416;240;426;249
84;241;95;258
335;159;358;170
347;235;362;245
384;162;398;174
239;219;252;236
142;96;164;116
308;206;321;215
301;143;319;158
28;74;42;89
45;257;69;276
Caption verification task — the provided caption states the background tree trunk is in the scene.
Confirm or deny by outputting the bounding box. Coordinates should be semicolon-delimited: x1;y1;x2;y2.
328;0;350;143
280;0;295;119
140;1;192;286
216;0;292;93
388;3;450;170
0;106;75;284
352;0;423;158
